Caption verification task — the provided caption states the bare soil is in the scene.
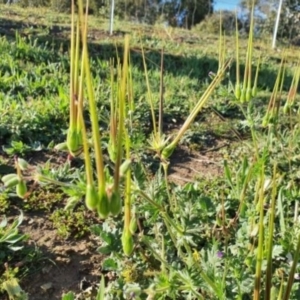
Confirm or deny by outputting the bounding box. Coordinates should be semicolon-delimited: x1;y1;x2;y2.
0;140;228;299
19;214;103;300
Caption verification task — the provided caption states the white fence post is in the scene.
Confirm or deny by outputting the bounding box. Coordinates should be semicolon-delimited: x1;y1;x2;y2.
272;0;284;49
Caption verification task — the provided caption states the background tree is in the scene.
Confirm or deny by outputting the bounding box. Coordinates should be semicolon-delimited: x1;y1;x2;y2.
10;0;214;28
239;0;300;40
181;0;213;29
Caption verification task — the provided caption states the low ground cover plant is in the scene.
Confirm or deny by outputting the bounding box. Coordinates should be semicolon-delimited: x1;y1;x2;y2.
0;1;300;299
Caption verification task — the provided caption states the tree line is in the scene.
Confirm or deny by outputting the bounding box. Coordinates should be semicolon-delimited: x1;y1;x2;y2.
3;0;300;41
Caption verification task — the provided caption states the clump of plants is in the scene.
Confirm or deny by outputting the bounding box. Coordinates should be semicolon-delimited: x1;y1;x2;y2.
2;0;300;299
0;212;28;300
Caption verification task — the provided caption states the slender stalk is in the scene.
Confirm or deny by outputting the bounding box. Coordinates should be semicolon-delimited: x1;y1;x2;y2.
124;128;131;231
264;164;278;300
247;4;254;91
74;17;80;106
235;9;240;99
114;35;129;190
158;47;164;137
69;0;76;130
78;0;106;194
253;166;265;300
169;60;231;149
252;55;260;96
77;49;93;187
141;45;157;136
109;61;117;151
218;11;223;73
283;234;300;300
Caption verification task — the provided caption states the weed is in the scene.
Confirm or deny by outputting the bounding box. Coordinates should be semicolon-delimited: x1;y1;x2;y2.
50;206;92;239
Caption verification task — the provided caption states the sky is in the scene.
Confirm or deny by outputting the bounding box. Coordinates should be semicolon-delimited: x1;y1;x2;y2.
214;0;240;11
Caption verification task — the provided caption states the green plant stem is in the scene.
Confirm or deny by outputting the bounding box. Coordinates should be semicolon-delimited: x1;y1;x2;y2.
264;163;277;300
235;9;240;88
114;35;129;191
134;188;162;210
69;0;76;130
247;5;254;90
124;121;131;230
161;162;176;211
135;188;183;234
141;236;169;266
253;166;265;300
283;233;300;300
77;52;93;186
253;55;260;92
74;18;80;102
109;62;116;149
159;47;164;137
78;0;106;194
239;104;259;158
141;44;157;136
34;174;73;188
170;60;231;148
183;241;222;298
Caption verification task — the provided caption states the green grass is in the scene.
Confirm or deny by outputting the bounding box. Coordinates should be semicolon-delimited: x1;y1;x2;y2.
1;3;300;300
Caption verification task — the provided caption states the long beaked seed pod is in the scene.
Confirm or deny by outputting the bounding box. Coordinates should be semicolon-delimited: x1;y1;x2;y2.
122;228;134;256
67;128;80;156
16;180;27;198
2;174;20;188
246;87;252;102
2;173;19;184
240;88;246;103
97;190;110;219
161;144;175;161
17;158;29;171
234;84;241;100
54;142;69;151
85;184;99;210
129;216;137;234
109;189;122;216
119;159;132;178
252;86;258;98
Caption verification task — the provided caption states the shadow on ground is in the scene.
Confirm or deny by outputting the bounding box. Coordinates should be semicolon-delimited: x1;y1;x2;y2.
0;17;298;92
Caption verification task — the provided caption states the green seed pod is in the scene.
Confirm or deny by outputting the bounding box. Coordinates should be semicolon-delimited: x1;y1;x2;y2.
240;88;246;103
246;87;252;102
2;175;20;188
161;144;175;161
16;180;27;198
122;228;134;256
97;190;109;219
17;158;29;171
251;86;257;98
67;128;80;156
129;216;137;234
2;173;18;184
109;190;122;216
262;115;269;127
85;184;99;210
283;103;289;114
119;159;132;178
108;141;117;163
54;142;68;151
76;130;83;146
234;84;241;100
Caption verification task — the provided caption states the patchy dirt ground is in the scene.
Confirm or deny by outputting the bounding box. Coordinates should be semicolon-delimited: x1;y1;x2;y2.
168;143;227;184
0;139;230;299
19;214;103;300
